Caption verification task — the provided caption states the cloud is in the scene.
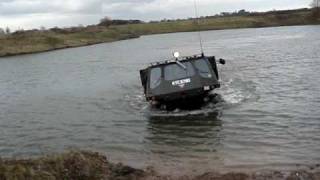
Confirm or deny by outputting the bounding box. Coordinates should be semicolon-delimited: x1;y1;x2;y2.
0;0;310;30
0;0;102;15
102;0;310;20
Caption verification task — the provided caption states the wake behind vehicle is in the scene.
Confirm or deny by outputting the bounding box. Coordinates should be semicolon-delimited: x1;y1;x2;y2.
140;53;225;111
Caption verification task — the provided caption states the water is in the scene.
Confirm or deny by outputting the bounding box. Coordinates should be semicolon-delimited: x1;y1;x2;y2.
0;25;320;174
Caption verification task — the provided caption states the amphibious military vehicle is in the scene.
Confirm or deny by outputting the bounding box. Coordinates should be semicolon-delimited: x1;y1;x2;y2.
140;53;225;110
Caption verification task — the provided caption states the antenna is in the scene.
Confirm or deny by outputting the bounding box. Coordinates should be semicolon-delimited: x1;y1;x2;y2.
193;0;204;56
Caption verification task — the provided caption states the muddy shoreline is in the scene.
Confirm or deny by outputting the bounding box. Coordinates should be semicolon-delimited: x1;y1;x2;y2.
1;151;319;180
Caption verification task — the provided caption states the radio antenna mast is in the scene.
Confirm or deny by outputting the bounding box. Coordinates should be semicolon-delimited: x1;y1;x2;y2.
193;0;204;56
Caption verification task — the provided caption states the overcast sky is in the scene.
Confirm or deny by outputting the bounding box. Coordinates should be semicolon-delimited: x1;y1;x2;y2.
0;0;311;30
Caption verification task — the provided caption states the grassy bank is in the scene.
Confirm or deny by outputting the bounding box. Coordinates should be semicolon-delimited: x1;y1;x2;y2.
0;151;319;180
113;9;319;35
0;27;139;57
0;8;319;57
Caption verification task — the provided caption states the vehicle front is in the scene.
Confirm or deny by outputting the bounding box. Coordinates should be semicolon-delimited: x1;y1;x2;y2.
140;56;223;107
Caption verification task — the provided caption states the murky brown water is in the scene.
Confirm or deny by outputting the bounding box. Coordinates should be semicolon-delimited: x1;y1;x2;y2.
0;25;319;174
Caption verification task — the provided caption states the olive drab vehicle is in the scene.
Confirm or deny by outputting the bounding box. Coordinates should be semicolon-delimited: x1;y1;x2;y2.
140;53;226;110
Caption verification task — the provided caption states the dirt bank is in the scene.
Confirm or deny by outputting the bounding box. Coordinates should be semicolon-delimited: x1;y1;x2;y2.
0;151;319;180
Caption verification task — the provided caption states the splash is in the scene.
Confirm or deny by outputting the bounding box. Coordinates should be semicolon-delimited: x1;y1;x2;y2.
216;78;257;106
123;77;257;120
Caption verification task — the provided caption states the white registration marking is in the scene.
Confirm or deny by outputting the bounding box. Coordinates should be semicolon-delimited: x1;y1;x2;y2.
204;86;210;91
172;78;191;86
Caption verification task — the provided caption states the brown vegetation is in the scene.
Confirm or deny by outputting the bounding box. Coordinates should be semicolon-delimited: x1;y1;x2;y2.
0;8;319;57
0;151;145;180
0;151;320;180
0;26;138;57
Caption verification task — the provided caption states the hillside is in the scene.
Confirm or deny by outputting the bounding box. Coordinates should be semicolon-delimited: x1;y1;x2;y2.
0;8;319;57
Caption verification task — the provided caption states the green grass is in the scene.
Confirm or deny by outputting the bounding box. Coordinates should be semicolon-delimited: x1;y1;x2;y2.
0;8;319;57
0;28;138;57
115;11;316;35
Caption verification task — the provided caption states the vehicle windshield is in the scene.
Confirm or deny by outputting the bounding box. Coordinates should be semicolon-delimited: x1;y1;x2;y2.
164;61;195;81
194;59;211;78
150;67;162;89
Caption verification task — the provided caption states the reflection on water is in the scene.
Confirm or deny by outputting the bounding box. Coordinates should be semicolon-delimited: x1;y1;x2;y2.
145;113;224;174
0;25;320;173
147;114;222;149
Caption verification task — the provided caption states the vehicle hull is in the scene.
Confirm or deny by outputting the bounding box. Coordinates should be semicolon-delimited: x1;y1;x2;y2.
140;55;224;111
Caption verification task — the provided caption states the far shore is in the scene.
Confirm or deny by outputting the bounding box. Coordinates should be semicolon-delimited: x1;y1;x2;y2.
0;34;139;58
1;151;319;180
0;8;319;58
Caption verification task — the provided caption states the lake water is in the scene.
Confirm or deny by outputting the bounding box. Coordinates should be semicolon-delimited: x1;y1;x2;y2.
0;25;319;174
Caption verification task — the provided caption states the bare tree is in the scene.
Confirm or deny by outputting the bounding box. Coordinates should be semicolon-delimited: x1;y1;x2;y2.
99;16;112;27
310;0;320;19
311;0;320;8
5;27;10;34
0;28;5;36
40;26;46;31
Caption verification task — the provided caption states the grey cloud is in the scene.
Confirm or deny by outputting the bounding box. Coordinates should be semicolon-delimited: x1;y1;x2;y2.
0;0;102;15
0;0;311;30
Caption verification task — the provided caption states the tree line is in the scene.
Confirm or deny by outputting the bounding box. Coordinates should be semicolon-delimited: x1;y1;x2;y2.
98;17;143;27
